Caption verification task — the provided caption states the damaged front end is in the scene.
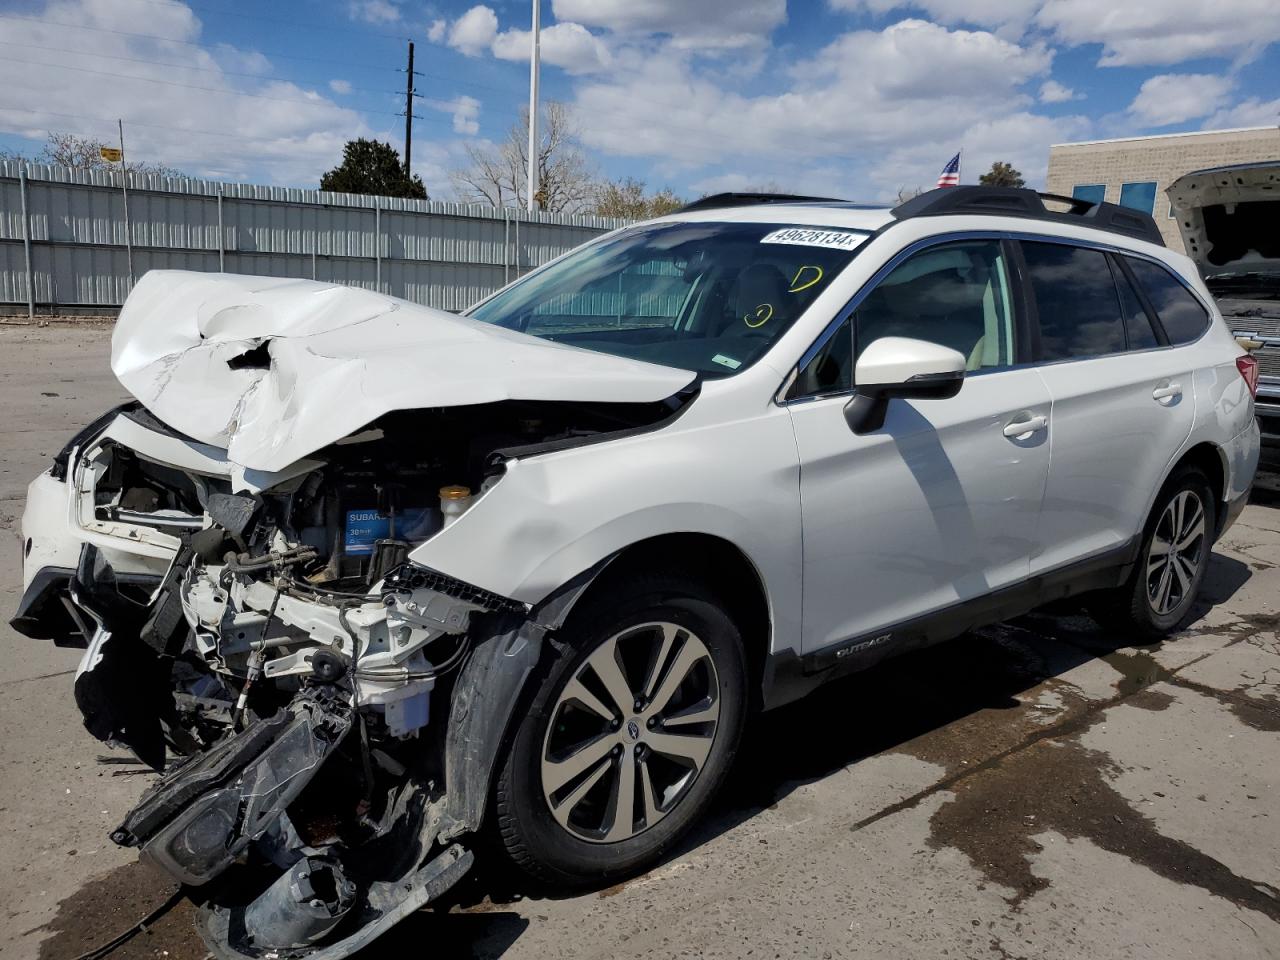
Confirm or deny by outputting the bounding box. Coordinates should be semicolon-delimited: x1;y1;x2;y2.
11;270;700;956
33;396;680;958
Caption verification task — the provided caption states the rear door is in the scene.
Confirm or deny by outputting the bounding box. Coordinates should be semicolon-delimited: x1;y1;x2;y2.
787;237;1052;654
1022;240;1197;574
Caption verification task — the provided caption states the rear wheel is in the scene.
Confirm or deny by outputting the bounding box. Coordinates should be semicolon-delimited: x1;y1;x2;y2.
1092;466;1215;640
494;577;746;886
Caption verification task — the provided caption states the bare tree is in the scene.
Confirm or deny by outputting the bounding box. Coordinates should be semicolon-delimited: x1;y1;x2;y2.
895;185;925;203
34;131;186;177
450;101;595;213
592;177;683;219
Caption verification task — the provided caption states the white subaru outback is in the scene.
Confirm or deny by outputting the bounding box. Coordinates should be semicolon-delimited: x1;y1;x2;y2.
12;187;1260;958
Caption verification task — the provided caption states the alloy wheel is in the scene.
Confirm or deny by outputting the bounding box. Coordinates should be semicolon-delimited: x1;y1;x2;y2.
540;621;721;844
1146;489;1206;616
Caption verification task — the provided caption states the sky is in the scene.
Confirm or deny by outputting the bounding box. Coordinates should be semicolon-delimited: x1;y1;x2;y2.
0;0;1277;203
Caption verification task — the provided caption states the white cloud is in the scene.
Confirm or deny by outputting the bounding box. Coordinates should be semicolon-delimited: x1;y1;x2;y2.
828;0;1041;32
802;19;1052;100
0;0;380;186
348;0;400;24
448;95;481;135
552;0;785;48
491;22;611;74
211;44;272;75
570;20;1070;200
1037;0;1280;66
329;79;353;95
447;5;499;56
1203;96;1280;129
1039;79;1081;103
1127;73;1235;127
427;18;447;43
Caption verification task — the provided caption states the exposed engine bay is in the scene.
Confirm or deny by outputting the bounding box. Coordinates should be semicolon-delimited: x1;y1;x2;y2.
56;395;687;959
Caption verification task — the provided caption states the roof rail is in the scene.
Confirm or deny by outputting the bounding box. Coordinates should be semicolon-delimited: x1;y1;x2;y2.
677;192;847;213
890;186;1165;247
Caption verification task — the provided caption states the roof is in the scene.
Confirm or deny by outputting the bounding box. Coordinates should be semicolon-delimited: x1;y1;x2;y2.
1051;125;1279;149
661;200;895;233
657;186;1165;247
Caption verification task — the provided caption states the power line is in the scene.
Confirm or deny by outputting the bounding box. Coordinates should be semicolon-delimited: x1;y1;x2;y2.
0;40;400;98
128;0;416;43
0;54;512;126
0;13;398;71
0;15;866;164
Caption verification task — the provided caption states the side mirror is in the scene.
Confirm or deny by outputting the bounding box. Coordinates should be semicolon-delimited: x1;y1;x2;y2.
843;336;966;434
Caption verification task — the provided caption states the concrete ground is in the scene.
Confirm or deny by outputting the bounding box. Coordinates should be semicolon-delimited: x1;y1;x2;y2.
2;324;1278;960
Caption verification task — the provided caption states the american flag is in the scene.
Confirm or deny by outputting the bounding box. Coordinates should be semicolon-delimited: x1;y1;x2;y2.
936;152;961;187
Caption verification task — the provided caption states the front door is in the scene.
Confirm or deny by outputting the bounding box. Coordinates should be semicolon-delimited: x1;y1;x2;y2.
786;238;1052;655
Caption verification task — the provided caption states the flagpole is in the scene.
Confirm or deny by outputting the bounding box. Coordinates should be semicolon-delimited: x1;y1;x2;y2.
957;148;962;185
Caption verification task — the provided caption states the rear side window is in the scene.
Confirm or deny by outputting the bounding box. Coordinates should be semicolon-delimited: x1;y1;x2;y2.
1124;257;1211;345
1021;242;1126;361
1112;260;1160;350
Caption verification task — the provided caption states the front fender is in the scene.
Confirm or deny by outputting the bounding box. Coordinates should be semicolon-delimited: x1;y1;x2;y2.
407;406;803;657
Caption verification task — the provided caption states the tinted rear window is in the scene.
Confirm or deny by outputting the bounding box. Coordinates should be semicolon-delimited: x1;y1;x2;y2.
1125;257;1211;344
1113;260;1160;350
1022;242;1126;361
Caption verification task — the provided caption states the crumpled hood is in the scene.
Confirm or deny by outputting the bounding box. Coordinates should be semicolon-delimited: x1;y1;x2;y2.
1167;162;1280;279
111;271;695;472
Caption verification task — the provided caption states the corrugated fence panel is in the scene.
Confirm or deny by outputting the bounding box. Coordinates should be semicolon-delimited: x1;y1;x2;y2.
0;243;29;302
0;162;627;311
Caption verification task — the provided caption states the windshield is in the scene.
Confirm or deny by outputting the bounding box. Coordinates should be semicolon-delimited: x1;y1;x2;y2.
467;221;870;377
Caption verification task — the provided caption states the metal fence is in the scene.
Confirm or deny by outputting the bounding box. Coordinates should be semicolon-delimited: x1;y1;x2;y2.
0;161;626;316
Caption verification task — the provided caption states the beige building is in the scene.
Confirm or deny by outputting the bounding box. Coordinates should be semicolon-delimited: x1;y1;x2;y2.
1045;126;1280;252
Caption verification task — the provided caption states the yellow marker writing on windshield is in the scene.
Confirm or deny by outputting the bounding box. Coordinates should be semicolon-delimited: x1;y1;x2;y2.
789;265;824;293
744;303;773;328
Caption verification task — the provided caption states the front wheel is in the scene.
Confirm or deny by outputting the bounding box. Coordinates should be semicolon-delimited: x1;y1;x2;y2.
1092;466;1215;640
493;577;747;887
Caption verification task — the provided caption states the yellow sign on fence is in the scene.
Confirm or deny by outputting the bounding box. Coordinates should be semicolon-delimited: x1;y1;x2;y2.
99;147;122;163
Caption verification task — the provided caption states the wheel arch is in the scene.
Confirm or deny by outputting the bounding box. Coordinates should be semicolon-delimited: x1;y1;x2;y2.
533;532;774;711
1161;441;1228;538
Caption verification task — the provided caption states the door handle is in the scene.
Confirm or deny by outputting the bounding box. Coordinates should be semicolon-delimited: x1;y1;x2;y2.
1003;414;1047;438
1152;382;1182;403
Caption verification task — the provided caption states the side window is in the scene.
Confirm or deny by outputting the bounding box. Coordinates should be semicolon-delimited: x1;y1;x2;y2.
855;241;1014;369
1111;258;1160;350
790;239;1015;398
1124;257;1211;345
792;317;853;396
1022;242;1126;361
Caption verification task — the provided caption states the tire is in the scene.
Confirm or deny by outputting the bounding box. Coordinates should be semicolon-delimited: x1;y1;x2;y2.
1091;466;1215;641
493;575;747;887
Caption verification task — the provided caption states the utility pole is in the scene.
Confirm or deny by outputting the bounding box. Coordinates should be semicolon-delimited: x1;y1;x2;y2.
404;41;414;179
118;119;134;287
525;0;540;213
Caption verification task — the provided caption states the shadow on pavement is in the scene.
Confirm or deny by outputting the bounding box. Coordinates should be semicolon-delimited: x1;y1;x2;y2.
400;550;1254;958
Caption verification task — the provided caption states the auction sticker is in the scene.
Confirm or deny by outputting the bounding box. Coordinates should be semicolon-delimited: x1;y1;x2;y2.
760;228;867;251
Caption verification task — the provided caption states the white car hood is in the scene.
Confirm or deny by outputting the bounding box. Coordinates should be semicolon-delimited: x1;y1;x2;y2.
1167;162;1280;279
111;271;695;472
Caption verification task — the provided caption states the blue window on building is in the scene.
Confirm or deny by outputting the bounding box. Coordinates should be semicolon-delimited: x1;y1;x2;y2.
1071;184;1106;204
1119;181;1157;215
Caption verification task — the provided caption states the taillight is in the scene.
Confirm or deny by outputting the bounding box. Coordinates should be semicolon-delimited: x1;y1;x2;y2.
1237;354;1259;398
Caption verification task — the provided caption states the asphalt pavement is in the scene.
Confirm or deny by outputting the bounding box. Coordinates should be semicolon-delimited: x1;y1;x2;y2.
2;324;1277;960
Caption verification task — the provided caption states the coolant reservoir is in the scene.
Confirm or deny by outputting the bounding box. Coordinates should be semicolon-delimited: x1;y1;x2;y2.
439;485;473;528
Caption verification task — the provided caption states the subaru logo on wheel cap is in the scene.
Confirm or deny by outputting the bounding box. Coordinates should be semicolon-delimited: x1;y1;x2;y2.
626;719;641;741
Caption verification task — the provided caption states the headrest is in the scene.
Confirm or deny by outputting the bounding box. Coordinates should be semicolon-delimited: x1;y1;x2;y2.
733;264;791;331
